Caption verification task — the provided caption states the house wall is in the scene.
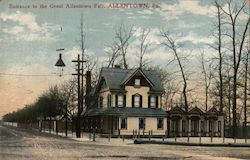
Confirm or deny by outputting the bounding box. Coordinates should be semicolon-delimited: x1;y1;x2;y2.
99;87;162;108
118;117;167;135
125;86;150;108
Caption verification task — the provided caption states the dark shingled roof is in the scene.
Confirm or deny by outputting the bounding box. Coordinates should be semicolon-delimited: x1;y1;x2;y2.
98;67;164;92
85;107;168;117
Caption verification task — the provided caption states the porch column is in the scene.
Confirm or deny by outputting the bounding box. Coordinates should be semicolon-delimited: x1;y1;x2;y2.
179;119;182;137
206;120;209;137
188;119;191;136
198;120;201;136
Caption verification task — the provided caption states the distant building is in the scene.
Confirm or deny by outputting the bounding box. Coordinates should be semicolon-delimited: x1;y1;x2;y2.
84;67;167;136
168;106;224;137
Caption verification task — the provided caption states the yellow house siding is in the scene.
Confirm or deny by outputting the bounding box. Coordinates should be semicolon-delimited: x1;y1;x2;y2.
99;91;111;108
125;86;150;108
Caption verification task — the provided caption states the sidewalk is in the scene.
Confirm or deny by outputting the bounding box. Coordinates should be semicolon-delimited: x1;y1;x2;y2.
40;130;250;147
135;137;250;147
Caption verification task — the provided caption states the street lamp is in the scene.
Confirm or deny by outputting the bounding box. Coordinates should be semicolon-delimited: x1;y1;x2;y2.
55;52;66;77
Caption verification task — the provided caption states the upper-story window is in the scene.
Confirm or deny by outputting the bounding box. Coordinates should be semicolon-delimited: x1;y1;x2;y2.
107;94;112;108
116;94;126;107
118;95;123;107
132;94;142;108
150;96;156;108
148;95;158;108
135;79;140;87
99;96;103;108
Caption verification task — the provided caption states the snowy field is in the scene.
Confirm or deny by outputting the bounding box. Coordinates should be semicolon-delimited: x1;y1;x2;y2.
1;125;250;160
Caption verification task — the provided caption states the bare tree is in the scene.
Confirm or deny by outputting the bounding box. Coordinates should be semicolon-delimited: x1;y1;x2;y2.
161;31;189;111
213;0;224;113
114;24;134;69
200;52;213;111
138;28;150;68
59;78;77;136
106;44;120;68
243;49;249;137
216;0;250;137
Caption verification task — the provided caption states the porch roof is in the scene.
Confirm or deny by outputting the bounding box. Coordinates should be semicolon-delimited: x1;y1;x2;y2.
85;107;168;117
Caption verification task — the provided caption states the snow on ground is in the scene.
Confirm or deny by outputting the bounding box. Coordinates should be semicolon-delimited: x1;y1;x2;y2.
1;126;250;160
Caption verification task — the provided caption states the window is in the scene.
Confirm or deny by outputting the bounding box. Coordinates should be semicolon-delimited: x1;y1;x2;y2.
118;95;123;107
132;94;142;107
134;96;140;107
121;117;127;129
135;79;140;87
107;94;112;108
157;118;164;129
139;118;145;130
150;96;156;108
99;96;103;108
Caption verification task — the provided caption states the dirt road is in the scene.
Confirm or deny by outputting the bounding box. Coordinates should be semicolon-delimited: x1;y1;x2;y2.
0;125;249;160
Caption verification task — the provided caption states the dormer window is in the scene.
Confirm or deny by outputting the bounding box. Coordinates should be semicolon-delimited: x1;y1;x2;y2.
135;79;140;87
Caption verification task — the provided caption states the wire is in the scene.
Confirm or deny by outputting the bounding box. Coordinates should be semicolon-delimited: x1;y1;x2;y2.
0;73;72;77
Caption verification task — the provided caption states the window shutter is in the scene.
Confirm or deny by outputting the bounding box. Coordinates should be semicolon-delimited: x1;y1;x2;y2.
140;95;143;108
115;94;118;107
156;96;159;108
132;95;134;107
123;94;126;108
148;96;151;108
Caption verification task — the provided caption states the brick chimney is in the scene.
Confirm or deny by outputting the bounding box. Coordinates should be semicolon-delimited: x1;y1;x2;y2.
86;70;91;95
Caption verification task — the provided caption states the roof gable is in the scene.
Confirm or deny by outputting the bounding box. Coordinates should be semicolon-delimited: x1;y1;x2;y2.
96;67;164;92
207;107;219;115
188;106;204;115
121;68;153;87
169;106;186;115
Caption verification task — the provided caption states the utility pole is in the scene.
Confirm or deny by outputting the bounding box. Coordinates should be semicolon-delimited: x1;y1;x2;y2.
244;51;249;138
72;54;85;138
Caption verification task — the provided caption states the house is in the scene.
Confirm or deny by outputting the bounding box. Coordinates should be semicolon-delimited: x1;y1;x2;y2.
83;67;168;136
168;106;224;137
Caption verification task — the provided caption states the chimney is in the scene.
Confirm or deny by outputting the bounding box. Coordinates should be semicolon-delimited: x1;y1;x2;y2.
86;71;91;94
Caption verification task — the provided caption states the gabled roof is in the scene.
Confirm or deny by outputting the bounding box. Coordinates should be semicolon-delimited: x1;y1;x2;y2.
96;67;164;92
169;106;186;115
121;68;153;87
207;107;220;115
188;106;204;115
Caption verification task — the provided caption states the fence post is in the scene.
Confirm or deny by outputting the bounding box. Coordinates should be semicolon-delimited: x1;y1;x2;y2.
199;134;201;144
149;130;151;141
93;132;96;142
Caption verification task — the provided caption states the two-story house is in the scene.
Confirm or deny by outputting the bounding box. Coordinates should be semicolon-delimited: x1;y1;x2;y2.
84;67;168;136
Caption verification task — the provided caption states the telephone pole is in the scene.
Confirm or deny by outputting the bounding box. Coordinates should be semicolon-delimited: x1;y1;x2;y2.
72;54;85;138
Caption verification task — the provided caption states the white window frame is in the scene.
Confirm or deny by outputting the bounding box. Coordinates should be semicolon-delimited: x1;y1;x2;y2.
134;95;140;107
118;95;123;107
135;79;140;87
150;96;156;108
